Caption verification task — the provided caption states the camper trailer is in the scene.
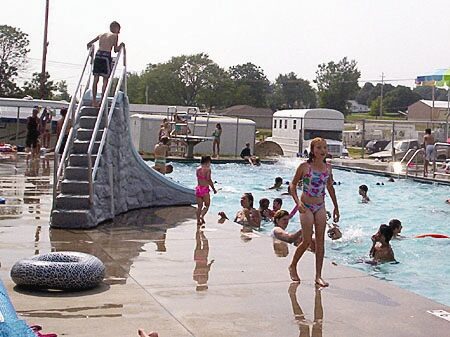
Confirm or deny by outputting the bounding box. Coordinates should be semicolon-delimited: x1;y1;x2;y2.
271;109;345;157
130;114;256;157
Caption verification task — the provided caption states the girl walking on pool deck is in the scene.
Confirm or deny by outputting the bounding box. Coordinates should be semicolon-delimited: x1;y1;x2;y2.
196;156;217;226
289;137;340;287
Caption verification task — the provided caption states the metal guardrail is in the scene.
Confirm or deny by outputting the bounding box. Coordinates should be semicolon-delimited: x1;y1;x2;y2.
432;142;450;178
52;45;94;211
87;45;127;203
404;142;450;178
405;149;423;177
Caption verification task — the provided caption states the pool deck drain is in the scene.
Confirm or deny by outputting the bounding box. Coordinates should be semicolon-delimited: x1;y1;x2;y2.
0;209;449;337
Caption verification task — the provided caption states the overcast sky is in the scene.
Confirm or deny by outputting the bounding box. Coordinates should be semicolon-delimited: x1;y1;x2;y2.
2;0;450;92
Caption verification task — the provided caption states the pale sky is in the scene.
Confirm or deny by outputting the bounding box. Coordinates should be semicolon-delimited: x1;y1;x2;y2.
2;0;450;93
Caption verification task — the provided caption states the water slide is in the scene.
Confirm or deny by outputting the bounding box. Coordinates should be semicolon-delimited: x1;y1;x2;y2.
51;94;196;228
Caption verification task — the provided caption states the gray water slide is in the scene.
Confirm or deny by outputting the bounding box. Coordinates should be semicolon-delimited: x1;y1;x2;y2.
51;94;195;229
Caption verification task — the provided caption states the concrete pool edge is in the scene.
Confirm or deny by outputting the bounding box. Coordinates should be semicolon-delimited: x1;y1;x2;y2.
1;210;449;337
332;163;450;185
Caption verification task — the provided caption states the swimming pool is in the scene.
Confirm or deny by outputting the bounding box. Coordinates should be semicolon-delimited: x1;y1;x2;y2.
166;158;450;306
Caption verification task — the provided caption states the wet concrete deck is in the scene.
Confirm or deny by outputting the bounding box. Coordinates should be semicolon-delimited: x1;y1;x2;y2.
0;158;449;336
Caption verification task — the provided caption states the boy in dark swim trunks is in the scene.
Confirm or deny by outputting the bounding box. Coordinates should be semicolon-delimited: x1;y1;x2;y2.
87;21;124;107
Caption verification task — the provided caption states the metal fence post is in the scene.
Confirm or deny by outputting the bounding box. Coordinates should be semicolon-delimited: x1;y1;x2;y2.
234;117;239;157
391;121;396;159
361;119;366;159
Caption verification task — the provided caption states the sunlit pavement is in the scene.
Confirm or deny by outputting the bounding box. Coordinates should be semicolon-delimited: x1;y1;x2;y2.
0;157;449;337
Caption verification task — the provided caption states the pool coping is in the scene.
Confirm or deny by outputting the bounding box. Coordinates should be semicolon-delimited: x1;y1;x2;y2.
332;163;450;186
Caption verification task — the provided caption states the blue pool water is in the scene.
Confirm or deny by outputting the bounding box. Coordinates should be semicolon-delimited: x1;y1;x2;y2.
167;158;450;306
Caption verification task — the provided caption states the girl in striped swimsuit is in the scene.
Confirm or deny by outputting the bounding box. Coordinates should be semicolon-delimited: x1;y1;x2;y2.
288;138;340;287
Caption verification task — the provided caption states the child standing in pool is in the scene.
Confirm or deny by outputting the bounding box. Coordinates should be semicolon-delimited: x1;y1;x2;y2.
288;138;340;287
196;156;217;226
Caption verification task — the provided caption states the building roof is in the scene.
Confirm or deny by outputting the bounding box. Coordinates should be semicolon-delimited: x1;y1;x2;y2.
415;100;450;109
273;108;344;120
215;105;273;118
130;113;256;125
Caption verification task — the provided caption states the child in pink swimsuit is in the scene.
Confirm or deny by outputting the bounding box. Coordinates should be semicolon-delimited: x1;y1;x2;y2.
196;156;217;226
288;138;340;287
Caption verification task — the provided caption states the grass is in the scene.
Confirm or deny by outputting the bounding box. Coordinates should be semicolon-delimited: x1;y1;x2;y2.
347;147;364;159
345;113;407;122
256;129;272;141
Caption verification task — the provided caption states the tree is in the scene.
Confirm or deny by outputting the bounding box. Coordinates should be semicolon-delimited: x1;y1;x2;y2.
196;64;234;111
314;57;361;115
229;63;270;107
270;72;317;110
369;86;421;116
383;86;421;113
355;82;374;105
22;72;57;100
413;86;448;101
53;80;71;101
128;53;231;108
366;83;395;107
0;25;30;97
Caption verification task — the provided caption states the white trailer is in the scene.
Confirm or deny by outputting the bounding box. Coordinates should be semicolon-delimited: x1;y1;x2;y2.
130;114;256;157
271;108;344;157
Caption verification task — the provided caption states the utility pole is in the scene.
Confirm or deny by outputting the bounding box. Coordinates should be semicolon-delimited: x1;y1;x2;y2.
40;0;50;99
379;72;384;118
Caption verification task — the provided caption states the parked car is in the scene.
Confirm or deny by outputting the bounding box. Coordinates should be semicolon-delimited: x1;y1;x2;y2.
365;140;390;154
369;139;419;160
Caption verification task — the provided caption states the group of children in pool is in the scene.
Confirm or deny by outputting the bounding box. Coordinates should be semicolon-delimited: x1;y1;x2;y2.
195;137;405;288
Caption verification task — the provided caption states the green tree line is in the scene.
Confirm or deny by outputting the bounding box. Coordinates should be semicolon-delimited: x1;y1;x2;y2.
4;24;439;117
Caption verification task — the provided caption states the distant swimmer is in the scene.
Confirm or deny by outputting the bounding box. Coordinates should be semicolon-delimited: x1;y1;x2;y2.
359;184;370;203
268;177;283;190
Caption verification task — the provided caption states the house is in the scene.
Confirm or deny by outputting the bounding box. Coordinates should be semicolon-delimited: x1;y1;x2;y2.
407;100;450;121
215;105;274;129
348;100;369;113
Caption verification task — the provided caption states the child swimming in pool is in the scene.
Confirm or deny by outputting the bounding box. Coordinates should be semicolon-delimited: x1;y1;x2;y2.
369;224;395;263
359;184;370;203
196;156;217;226
288;138;340;287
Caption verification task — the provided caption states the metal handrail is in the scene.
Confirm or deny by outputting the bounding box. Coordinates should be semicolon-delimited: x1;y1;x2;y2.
87;45;127;203
432;142;450;178
400;148;415;164
52;46;94;211
405;148;423;177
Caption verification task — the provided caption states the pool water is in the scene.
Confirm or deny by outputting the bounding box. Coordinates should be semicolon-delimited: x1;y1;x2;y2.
167;158;450;306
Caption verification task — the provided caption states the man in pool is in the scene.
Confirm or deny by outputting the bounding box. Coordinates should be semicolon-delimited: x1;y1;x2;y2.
218;193;261;228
